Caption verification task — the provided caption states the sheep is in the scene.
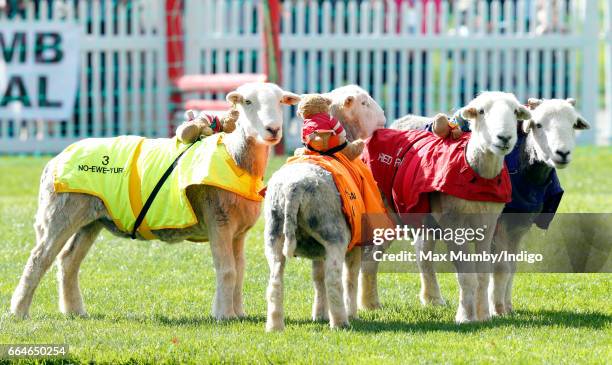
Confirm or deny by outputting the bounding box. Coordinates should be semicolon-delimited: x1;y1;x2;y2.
358;91;532;323
489;98;590;316
10;82;300;320
263;86;387;331
391;97;589;317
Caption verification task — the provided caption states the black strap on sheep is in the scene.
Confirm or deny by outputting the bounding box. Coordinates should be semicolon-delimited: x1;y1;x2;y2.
305;141;348;156
130;141;197;239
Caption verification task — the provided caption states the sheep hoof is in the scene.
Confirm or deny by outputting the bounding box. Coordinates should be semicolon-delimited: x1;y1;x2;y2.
491;303;506;316
358;300;381;311
420;295;446;307
266;322;285;332
330;320;350;330
62;310;89;318
455;312;476;324
233;305;246;318
312;312;329;322
213;310;237;321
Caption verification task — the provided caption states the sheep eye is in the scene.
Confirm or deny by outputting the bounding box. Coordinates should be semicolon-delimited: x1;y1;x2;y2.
362;101;367;106
245;100;252;105
479;109;484;115
536;123;543;129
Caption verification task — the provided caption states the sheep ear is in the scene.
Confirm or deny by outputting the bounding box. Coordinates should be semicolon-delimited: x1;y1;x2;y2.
344;95;355;108
527;98;543;110
516;105;532;121
574;115;590;130
461;107;478;120
226;91;244;104
281;91;301;105
522;119;536;134
566;98;577;106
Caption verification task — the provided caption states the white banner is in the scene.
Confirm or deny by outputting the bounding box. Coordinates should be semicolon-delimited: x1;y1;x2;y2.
0;22;80;121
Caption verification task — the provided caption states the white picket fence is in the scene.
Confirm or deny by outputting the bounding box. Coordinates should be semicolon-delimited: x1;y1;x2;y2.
605;0;612;145
1;0;610;153
186;0;603;149
0;0;168;153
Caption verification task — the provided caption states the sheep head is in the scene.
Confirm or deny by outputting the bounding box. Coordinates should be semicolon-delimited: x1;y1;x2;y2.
226;83;300;145
326;85;386;141
461;91;529;156
522;98;590;168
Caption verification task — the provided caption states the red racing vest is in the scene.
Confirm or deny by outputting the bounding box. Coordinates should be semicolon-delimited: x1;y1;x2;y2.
362;129;512;213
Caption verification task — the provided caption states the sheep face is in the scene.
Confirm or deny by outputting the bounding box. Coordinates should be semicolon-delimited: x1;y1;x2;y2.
327;85;386;140
461;92;529;156
226;83;300;145
523;98;590;168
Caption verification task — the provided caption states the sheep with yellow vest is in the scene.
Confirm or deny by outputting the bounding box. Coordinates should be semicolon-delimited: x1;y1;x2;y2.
10;83;300;321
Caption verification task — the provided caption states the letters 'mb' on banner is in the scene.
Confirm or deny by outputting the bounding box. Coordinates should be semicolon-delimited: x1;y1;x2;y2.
0;22;80;121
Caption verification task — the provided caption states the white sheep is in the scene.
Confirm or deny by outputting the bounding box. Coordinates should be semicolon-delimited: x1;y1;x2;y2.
490;97;590;316
263;86;387;331
10;82;300;320
358;91;532;323
391;97;589;317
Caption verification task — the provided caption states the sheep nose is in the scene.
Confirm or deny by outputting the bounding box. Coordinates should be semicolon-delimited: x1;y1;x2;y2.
497;134;512;144
266;127;280;138
555;149;571;161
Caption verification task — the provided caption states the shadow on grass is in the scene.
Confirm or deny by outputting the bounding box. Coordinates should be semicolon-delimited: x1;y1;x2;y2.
88;312;316;328
86;306;611;333
349;305;612;333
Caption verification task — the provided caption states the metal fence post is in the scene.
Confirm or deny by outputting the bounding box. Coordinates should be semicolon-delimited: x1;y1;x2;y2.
579;0;599;144
165;0;183;136
605;0;612;145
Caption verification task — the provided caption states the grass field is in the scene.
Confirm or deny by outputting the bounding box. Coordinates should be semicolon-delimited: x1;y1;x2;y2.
0;148;611;364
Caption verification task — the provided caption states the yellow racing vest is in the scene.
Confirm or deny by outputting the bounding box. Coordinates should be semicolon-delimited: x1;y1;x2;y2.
54;133;264;240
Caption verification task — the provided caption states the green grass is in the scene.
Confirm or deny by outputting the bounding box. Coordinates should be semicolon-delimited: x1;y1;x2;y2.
0;148;611;364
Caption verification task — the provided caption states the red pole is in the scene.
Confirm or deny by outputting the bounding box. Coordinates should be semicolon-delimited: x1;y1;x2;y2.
262;0;282;85
262;0;284;154
166;0;184;136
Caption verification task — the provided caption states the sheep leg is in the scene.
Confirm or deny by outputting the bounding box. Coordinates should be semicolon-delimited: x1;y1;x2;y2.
416;238;445;306
490;227;513;316
475;239;492;322
491;264;511;316
11;210;87;318
447;242;478;323
312;259;328;321
504;263;516;313
56;222;101;317
502;222;530;314
455;272;478;323
490;218;526;316
503;237;521;314
232;231;247;318
209;228;237;320
358;245;382;310
491;258;517;316
265;238;286;332
325;245;349;329
343;246;361;319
